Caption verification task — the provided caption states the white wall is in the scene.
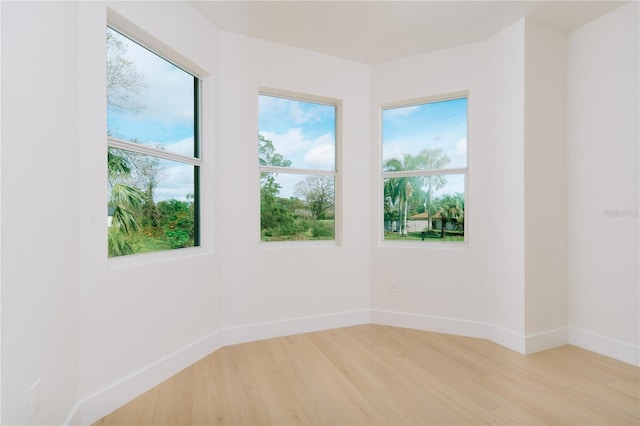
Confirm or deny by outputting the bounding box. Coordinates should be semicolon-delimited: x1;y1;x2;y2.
1;1;637;424
217;32;372;339
370;20;528;351
2;1;223;424
567;2;639;364
75;2;222;423
523;20;568;343
370;18;575;355
1;2;79;423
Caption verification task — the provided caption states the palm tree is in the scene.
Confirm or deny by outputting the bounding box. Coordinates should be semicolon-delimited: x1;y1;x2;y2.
106;28;147;256
415;148;450;231
433;193;464;238
384;150;449;235
108;148;144;255
384;157;416;235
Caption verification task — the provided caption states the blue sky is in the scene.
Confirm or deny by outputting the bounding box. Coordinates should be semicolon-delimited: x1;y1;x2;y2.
383;97;467;195
258;94;336;171
382;97;467;167
109;28;466;203
107;28;196;202
259;95;337;198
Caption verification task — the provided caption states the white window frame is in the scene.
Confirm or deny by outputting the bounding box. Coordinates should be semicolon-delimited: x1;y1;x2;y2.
380;92;469;246
258;88;342;245
106;23;203;259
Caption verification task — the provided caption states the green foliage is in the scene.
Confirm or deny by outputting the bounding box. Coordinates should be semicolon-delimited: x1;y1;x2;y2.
294;176;334;220
259;134;297;237
259;135;291;169
107;28;196;257
108;228;135;257
157;199;195;248
384;148;451;235
310;220;334;238
433;193;464;238
165;229;191;249
107;28;146;113
109;182;144;234
108;173;196;256
258;134;335;241
384;231;463;242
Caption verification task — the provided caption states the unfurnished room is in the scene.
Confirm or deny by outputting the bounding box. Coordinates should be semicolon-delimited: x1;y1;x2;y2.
1;1;638;424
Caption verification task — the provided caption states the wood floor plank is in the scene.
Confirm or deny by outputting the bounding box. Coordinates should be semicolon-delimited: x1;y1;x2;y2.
94;325;640;425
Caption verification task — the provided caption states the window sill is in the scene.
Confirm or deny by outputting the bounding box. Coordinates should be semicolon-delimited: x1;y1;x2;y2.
108;246;211;270
259;240;340;250
379;240;469;250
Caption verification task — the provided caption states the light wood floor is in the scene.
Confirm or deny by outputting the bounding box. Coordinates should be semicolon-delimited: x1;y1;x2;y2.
94;324;639;425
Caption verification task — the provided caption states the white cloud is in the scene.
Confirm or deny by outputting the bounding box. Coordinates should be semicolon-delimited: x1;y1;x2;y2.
261;129;335;170
304;138;335;170
382;138;420;162
121;33;194;127
432;174;465;197
451;138;467;167
165;137;195;157
273;173;307;199
259;94;332;126
385;105;420;118
261;128;307;161
383;136;467;169
154;162;194;202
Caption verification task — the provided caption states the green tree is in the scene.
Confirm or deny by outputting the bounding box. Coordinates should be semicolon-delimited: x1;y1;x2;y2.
157;199;194;248
384;149;450;235
106;28;148;256
259;135;299;238
383;179;400;229
130;151;165;229
384;156;419;235
107;28;146;113
294;176;334;220
107;149;144;256
415;148;450;231
433;193;464;238
259;134;290;169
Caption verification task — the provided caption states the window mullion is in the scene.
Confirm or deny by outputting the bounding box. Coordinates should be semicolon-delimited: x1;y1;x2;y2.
383;168;467;179
259;166;336;176
108;137;202;166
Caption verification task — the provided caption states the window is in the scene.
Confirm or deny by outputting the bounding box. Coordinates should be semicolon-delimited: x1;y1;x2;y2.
107;27;200;257
258;91;339;242
382;95;467;242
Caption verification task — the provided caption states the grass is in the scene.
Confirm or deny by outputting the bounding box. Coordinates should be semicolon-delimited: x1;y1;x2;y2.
384;230;464;242
262;219;335;242
133;234;175;254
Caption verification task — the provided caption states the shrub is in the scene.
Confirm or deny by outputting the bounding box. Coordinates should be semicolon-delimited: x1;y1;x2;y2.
311;221;334;238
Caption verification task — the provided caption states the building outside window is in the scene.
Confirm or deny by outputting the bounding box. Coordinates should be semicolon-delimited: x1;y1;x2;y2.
382;95;467;242
106;27;201;257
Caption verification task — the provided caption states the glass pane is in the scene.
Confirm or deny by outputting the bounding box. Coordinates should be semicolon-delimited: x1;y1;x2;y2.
382;97;467;171
108;148;197;256
260;172;335;241
107;27;197;157
383;173;464;242
258;94;336;171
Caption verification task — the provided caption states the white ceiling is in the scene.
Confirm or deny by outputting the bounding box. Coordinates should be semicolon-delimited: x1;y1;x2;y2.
193;1;626;64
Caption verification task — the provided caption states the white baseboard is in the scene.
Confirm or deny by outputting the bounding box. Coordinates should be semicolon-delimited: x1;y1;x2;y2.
68;309;370;425
569;327;640;366
371;309;527;354
65;311;638;425
222;310;371;346
68;329;224;426
525;327;569;354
